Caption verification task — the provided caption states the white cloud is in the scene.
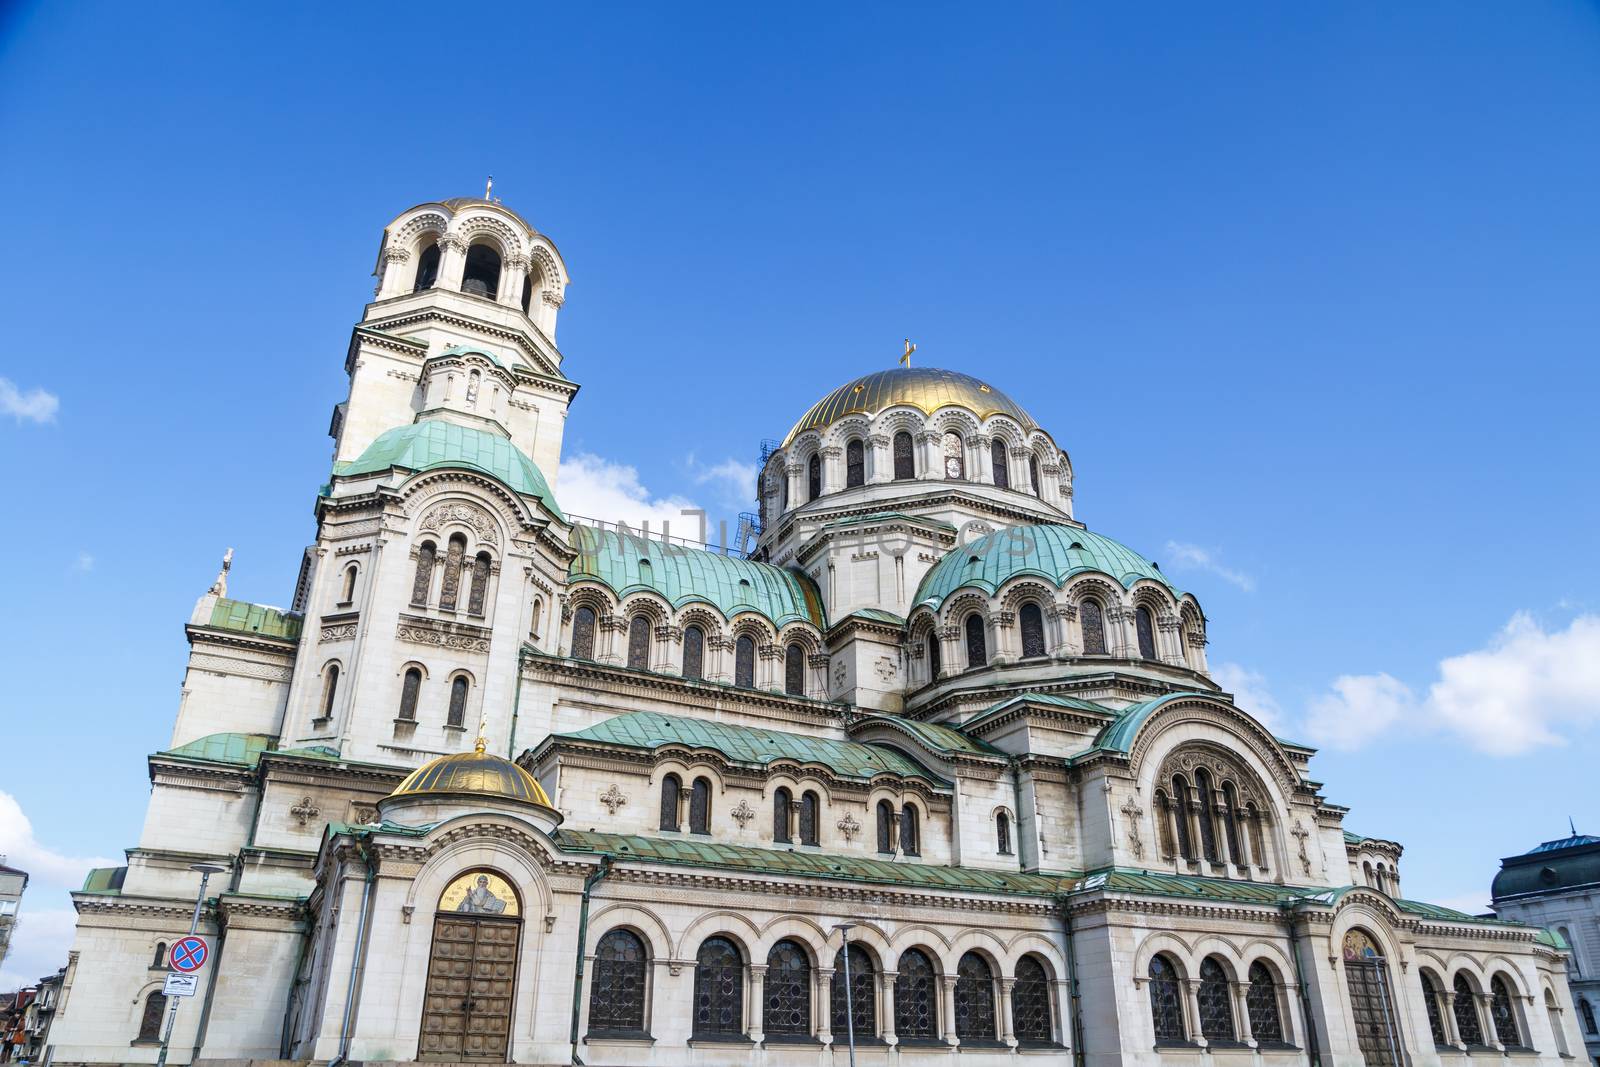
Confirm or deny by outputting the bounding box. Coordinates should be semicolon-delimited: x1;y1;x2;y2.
1432;892;1493;917
1302;613;1600;754
556;453;706;538
689;456;758;510
0;379;59;424
1210;662;1284;731
1164;541;1255;592
73;552;94;573
0;791;115;988
0;909;79;990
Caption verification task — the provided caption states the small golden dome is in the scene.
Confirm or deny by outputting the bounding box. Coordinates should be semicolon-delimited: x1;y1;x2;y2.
390;738;552;807
782;367;1037;446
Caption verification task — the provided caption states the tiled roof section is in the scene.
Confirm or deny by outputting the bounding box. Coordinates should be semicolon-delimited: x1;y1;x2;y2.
555;711;943;784
159;732;278;769
961;691;1120;732
1523;833;1600;855
914;524;1181;612
555;829;1070;895
1536;927;1571;950
81;866;127;894
1089;693;1215;754
1344;830;1366;845
204;598;302;641
1072;868;1321;906
853;715;1003;757
835;608;908;627
568;525;825;628
334;418;564;520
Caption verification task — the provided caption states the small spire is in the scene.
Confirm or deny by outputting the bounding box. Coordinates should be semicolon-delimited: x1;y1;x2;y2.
900;338;916;367
485;174;494;200
1571;815;1579;837
207;547;233;597
474;711;490;755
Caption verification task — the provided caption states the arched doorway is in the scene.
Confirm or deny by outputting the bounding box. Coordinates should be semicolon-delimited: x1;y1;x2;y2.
1342;928;1403;1067
419;870;521;1061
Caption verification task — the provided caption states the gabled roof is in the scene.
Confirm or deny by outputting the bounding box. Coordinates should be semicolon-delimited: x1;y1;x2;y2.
960;691;1119;733
552;711;942;784
914;523;1181;611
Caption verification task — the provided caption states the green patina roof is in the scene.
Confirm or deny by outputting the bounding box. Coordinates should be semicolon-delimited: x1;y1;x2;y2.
204;598;302;641
1089;692;1215;755
961;691;1120;733
853;715;1003;757
80;866;127;894
334;418;564;520
554;710;942;783
159;732;278;768
1072;867;1323;906
568;525;824;628
556;829;1070;895
1536;927;1571;950
835;608;907;628
433;343;509;370
914;523;1181;611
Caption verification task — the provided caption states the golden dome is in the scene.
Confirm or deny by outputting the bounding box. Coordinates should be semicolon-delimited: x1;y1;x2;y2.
390;737;552;807
782;368;1037;446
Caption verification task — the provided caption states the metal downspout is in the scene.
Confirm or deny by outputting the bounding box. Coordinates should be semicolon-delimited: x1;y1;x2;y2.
329;832;377;1067
509;645;528;758
1282;903;1323;1067
569;855;614;1066
1056;896;1087;1067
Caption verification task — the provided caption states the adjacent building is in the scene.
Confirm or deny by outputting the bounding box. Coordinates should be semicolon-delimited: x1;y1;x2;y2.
0;861;27;969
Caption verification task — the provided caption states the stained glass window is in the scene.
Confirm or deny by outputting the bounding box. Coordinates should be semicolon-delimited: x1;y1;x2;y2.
411;541;435;605
831;944;876;1039
659;774;681;831
1247;962;1283;1043
1247;803;1266;866
572;606;597;660
876;800;894;854
895;949;938;1039
1136;606;1156;659
689;778;711;835
773;787;791;843
927;630;941;680
467;552;491;615
1171;776;1195;861
808;454;822;501
447;676;467;728
319;664;340;720
900;806;920;856
1194;770;1219;863
1013;956;1052;1044
1029;457;1041;494
413;242;440;292
1490;977;1520;1047
996;811;1011;855
1454;974;1485;1045
152;942;167;968
1149;955;1185;1042
799;792;818;846
627;615;650;670
954;952;996;1041
991;439;1009;488
439;534;466;610
1222;783;1243;866
765;940;811;1036
846;439;865;488
965;614;987;669
1080;600;1106;654
1198;958;1235;1041
1020;602;1046;658
137;991;167;1041
942;431;965;479
893;432;915;480
693;937;744;1037
785;642;805;696
683;625;705;680
398;668;421;721
1421;973;1448;1045
589;929;648;1035
735;635;756;689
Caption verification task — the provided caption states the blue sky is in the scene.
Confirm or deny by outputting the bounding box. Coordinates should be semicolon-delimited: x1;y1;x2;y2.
2;1;1598;987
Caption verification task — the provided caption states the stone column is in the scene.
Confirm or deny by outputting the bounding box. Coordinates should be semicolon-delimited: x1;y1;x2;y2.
941;975;960;1046
880;971;899;1046
759;643;784;692
597;614;625;666
786;462;804;509
868;434;891;483
376;244;412;298
817;967;835;1045
1011;446;1031;494
1441;990;1464;1048
748;965;767;1044
1233;980;1255;1047
918;431;941;480
437;232;467;291
502;254;530;309
809;653;830;700
991;610;1017;664
707;635;733;685
974;434;995;484
1047;603;1078;657
1186;979;1208;1048
653;624;682;675
937;624;961;680
999;977;1018;1046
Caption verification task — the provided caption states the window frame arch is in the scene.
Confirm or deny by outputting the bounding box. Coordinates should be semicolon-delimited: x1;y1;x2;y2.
1078;597;1108;655
1018;600;1047;659
397;664;425;722
445;670;473;729
691;936;746;1038
1489;973;1523;1048
570;602;600;660
1246;960;1286;1045
892;430;915;480
845;437;865;488
1148;953;1187;1044
587;927;650;1037
626;613;652;671
659;773;681;832
963;612;988;670
954;950;999;1043
784;640;807;696
831;942;878;1040
894;947;940;1040
1012;953;1054;1046
316;660;342;722
990;437;1010;488
763;938;814;1039
461;240;504;300
688;776;712;835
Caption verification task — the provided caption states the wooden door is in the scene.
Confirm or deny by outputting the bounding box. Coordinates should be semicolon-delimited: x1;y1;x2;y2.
420;914;519;1061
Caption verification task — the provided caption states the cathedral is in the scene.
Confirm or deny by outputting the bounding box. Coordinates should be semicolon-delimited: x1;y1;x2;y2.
48;197;1584;1067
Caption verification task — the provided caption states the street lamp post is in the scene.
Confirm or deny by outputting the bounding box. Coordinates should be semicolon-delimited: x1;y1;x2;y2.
832;922;858;1067
154;863;226;1067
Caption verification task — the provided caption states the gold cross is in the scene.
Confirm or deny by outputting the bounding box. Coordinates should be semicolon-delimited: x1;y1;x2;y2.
900;338;916;367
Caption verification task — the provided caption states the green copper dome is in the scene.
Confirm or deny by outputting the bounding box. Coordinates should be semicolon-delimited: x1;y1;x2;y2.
569;525;825;628
914;523;1180;611
334;419;564;520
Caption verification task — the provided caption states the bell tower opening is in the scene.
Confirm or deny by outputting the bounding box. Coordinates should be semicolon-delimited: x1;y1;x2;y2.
462;243;502;299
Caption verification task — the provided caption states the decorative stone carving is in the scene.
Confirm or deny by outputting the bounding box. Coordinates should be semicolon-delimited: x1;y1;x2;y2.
874;656;897;682
290;796;321;827
319;623;357;643
396;620;491;654
599;784;628;815
420;501;500;546
348;803;378;825
731;799;756;828
1120;797;1145;860
1291;820;1312;876
833;661;847;689
836;812;861;841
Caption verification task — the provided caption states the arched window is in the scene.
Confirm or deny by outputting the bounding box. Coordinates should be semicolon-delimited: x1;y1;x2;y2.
846;438;865;488
152;942;167;968
447;676;468;728
340;563;357;605
467;552;491;615
926;628;942;680
954;952;997;1042
137;990;167;1041
773;787;792;843
900;805;920;856
318;663;340;720
807;453;822;501
1247;962;1283;1043
1559;928;1579;975
765;940;811;1037
572;605;597;660
413;241;441;291
1149;956;1185;1042
1019;602;1046;658
876;800;895;854
1013;956;1052;1044
1154;789;1177;858
1546;989;1569;1057
1171;775;1195;861
1246;802;1267;865
682;625;705;680
439;534;466;611
1221;782;1243;866
398;667;422;721
965;614;987;669
893;431;915;480
588;929;648;1036
1197;957;1235;1041
991;439;1009;488
831;944;876;1039
1490;976;1521;1047
1363;861;1375;887
1580;998;1596;1036
520;269;535;314
688;778;711;834
1080;599;1107;654
1193;769;1219;863
411;540;436;606
996;811;1012;855
895;948;938;1040
462;243;501;299
799;791;818;846
626;615;650;670
734;634;756;689
1454;974;1486;1046
785;642;805;696
692;937;744;1037
1029;456;1041;495
1136;606;1157;659
659;774;681;831
941;431;965;479
1421;972;1449;1046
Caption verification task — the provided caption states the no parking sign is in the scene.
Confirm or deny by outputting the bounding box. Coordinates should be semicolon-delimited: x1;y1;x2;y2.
170;936;208;973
